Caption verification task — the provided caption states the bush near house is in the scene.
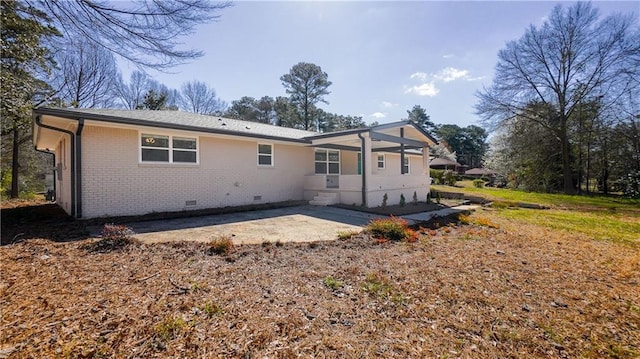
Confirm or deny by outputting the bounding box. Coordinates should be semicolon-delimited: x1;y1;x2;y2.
366;216;417;242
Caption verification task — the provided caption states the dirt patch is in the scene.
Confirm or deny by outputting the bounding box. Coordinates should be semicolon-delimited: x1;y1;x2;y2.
1;209;638;358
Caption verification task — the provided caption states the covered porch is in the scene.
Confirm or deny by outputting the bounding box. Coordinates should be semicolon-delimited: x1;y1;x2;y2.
303;121;438;207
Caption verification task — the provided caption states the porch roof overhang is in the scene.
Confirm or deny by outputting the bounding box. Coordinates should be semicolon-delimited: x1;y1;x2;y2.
305;120;438;152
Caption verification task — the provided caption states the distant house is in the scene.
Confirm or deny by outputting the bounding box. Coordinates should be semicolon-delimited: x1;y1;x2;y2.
465;168;497;177
429;157;462;172
33;108;438;218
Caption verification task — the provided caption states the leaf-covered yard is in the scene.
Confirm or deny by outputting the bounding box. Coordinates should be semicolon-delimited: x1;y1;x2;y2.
1;205;638;358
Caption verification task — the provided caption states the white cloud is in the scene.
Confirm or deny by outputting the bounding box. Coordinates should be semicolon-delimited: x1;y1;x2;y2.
442;54;455;59
409;72;428;81
370;112;387;119
380;101;397;108
405;82;439;97
434;67;469;82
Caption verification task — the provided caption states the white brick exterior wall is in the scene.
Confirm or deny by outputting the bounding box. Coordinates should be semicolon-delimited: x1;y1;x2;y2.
79;125;313;218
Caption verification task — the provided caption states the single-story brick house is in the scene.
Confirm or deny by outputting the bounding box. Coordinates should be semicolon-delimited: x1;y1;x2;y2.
33;107;437;219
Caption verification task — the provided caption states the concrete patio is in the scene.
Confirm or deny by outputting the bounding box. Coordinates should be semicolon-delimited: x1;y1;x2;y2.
124;204;479;245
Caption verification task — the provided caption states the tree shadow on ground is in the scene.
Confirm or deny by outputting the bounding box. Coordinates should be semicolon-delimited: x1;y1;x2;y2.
1;203;90;245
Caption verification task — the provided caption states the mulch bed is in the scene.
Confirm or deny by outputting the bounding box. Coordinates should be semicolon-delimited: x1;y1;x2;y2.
1;205;638;358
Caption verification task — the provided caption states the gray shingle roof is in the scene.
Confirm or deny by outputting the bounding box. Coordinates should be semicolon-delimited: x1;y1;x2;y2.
35;107;319;141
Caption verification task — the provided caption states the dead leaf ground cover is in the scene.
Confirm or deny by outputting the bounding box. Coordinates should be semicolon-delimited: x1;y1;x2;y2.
1;203;639;358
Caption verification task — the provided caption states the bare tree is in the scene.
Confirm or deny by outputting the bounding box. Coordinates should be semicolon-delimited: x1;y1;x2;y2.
179;80;224;114
52;39;119;108
476;2;639;194
29;0;232;70
116;71;150;109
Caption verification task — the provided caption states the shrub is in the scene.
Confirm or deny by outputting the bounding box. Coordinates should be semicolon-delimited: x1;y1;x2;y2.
442;170;458;186
412;191;418;205
381;193;388;208
619;170;640;199
208;235;234;255
430;169;444;184
366;216;416;242
473;178;485;188
86;224;136;252
426;193;431;204
399;194;406;207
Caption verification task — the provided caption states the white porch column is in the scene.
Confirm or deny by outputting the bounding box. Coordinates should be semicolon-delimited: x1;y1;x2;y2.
361;132;372;206
422;146;430;174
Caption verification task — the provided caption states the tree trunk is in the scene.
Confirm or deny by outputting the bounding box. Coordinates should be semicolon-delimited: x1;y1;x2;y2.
561;132;575;194
10;128;20;198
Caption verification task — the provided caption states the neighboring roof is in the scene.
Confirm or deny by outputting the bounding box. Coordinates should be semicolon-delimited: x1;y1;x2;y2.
33;107;318;142
429;158;461;166
465;168;497;175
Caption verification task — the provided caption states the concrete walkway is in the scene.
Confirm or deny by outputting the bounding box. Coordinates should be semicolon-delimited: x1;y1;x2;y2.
126;204;479;245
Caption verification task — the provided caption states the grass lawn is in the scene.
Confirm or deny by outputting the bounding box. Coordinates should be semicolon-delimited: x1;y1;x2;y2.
1;195;639;358
433;182;640;246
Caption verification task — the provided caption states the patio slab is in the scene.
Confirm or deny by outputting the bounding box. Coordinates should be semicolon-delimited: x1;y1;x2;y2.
123;204;480;245
128;205;384;245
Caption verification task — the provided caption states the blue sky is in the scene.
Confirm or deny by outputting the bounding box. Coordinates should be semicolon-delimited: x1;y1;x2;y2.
136;1;639;128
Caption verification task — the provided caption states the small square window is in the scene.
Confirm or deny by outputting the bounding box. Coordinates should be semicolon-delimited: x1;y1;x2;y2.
403;157;410;174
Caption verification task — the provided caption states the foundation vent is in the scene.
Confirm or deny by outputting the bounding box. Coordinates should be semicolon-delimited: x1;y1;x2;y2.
253;196;262;201
185;200;197;206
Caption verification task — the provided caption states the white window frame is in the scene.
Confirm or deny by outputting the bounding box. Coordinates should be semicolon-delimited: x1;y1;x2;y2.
377;154;385;169
314;149;340;175
257;143;274;167
403;156;410;174
139;132;199;164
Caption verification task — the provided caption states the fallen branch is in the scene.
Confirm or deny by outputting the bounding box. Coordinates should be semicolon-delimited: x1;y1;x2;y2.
137;272;160;282
168;275;190;295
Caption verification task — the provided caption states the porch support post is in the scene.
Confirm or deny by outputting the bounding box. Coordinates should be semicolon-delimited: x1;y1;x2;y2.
400;128;405;174
358;132;372;207
422;146;429;175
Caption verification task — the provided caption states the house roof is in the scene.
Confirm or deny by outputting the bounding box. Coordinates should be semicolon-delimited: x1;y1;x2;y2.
465;168;497;175
33;107;318;142
33;107;437;153
429;158;461;167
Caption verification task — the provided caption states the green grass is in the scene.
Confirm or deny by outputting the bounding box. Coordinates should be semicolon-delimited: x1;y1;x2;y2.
433;181;639;213
433;182;639;245
498;208;640;245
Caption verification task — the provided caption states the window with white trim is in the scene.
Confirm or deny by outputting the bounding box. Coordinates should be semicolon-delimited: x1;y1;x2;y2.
258;144;273;166
140;133;197;163
403;157;410;174
315;149;340;174
377;154;385;169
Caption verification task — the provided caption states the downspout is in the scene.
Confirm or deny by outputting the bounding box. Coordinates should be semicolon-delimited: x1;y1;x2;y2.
34;147;56;201
75;119;84;218
357;132;367;207
400;127;405;174
35;115;76;217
